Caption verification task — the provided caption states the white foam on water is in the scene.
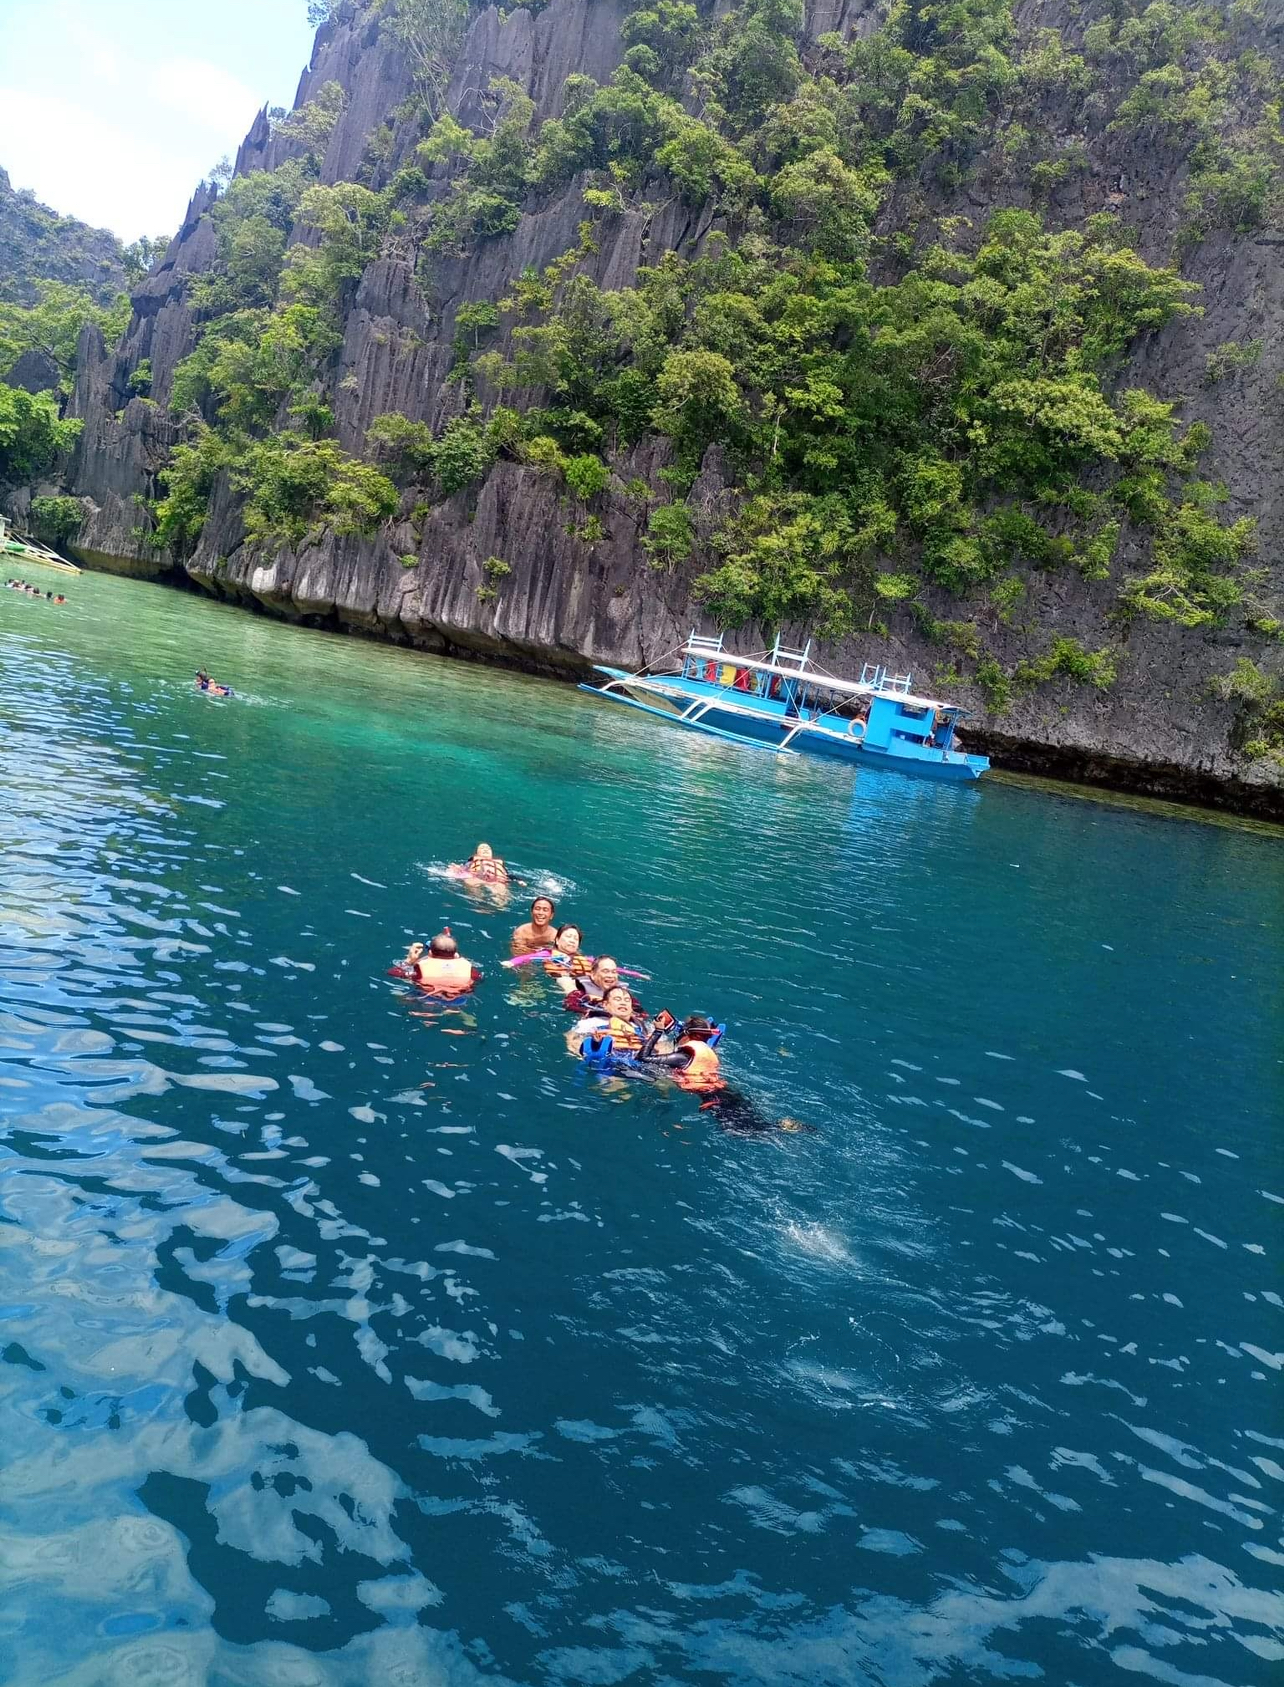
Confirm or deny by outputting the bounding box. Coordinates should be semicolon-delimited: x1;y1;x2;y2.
351;873;386;887
782;1221;854;1266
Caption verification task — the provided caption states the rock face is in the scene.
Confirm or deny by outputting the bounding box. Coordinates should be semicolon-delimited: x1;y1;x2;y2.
28;0;1284;815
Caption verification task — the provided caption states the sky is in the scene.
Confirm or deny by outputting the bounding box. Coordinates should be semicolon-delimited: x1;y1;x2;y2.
0;0;317;241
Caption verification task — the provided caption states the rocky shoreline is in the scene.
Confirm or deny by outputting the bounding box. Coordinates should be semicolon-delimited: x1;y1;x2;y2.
67;544;1284;822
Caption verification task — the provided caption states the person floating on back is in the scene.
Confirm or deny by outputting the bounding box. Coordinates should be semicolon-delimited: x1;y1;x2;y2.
465;842;508;883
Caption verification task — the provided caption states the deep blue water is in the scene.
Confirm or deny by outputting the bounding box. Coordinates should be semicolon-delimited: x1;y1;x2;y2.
1;569;1281;1686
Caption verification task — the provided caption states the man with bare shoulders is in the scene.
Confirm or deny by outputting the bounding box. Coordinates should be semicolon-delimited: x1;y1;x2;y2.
510;896;556;956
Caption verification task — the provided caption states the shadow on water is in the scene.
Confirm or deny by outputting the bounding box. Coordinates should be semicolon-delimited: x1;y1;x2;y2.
0;570;1281;1685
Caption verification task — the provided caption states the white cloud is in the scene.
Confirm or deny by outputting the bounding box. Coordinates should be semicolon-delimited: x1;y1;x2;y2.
147;56;263;138
0;88;210;239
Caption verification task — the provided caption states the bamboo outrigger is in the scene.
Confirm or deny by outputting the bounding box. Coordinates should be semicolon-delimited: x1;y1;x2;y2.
0;513;82;575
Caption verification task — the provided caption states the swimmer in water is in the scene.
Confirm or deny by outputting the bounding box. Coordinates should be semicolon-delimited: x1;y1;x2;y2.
644;1014;810;1134
564;954;644;1017
572;983;648;1057
465;842;509;883
410;930;479;994
195;669;232;697
510;896;556;956
543;923;592;994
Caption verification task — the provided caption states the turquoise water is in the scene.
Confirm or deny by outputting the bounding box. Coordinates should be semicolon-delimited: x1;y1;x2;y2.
1;569;1281;1687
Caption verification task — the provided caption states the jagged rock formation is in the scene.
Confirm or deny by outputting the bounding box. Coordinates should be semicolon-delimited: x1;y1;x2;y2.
0;167;131;306
23;0;1284;814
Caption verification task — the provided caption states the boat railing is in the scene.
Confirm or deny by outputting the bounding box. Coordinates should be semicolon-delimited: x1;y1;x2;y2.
684;632;726;661
859;663;913;696
770;634;812;669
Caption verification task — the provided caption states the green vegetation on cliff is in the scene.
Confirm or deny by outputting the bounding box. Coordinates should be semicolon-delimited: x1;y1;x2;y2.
92;0;1278;736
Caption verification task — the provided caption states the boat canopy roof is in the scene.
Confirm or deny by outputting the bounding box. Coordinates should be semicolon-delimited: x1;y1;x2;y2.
679;633;958;713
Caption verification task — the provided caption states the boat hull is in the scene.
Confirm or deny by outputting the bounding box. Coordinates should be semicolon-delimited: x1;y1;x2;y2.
580;678;988;781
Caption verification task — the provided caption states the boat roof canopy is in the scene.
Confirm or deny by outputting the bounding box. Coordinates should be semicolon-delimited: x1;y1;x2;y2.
680;634;957;713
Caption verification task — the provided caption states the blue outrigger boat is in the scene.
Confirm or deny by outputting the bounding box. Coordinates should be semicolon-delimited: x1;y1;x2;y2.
579;633;989;782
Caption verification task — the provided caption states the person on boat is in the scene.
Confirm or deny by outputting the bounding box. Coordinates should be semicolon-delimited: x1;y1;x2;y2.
411;930;479;994
510;897;557;956
544;923;592;994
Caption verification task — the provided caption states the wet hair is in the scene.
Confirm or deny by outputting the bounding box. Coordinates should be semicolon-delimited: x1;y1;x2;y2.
530;896;555;919
593;954;619;975
681;1015;715;1041
472;842;493;858
605;985;634;1015
554;923;581;949
429;931;458;958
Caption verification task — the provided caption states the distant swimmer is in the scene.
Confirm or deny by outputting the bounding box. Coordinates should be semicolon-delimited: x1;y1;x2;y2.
397;930;480;996
195;669;233;697
510;896;557;956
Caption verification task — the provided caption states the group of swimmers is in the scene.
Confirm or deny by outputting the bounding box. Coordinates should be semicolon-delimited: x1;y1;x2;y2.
393;844;802;1134
6;579;67;602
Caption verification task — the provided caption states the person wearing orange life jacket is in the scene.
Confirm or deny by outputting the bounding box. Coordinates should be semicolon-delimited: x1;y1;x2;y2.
412;930;479;994
595;985;647;1052
650;1014;724;1092
544;923;593;994
464;842;509;883
573;984;647;1057
646;1015;811;1133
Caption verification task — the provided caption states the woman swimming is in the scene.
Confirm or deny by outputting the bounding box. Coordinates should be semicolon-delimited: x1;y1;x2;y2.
542;923;593;993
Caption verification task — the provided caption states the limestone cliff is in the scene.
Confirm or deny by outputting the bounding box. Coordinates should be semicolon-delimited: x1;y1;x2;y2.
21;0;1284;814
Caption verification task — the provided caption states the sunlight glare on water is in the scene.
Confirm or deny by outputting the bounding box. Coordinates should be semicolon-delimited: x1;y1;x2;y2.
1;571;1281;1686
